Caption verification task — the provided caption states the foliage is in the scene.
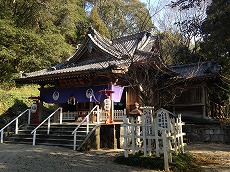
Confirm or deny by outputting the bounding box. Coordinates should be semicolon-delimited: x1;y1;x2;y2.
199;0;230;107
169;0;229;78
0;0;86;43
169;0;209;52
87;0;153;38
43;0;86;44
0;85;56;127
114;153;204;172
0;19;74;82
200;0;230;77
89;6;110;38
158;30;200;65
171;153;204;172
0;85;40;116
114;153;164;170
170;0;205;10
0;0;86;87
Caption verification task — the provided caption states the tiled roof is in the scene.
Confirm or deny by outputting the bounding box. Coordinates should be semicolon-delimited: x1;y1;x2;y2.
111;29;157;56
15;25;220;85
169;60;221;79
16;27;160;82
21;60;126;79
58;27;158;68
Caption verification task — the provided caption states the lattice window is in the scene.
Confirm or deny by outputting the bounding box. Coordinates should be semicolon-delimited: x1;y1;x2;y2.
157;110;169;130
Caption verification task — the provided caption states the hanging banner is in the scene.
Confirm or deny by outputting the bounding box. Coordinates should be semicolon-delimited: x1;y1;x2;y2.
40;85;124;104
110;85;124;102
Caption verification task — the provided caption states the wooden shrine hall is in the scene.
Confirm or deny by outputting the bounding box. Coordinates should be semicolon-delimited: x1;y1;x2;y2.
15;27;221;122
11;27;222;150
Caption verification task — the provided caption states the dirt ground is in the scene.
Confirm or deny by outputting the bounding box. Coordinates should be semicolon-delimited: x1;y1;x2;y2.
0;143;229;172
0;144;160;172
185;143;230;172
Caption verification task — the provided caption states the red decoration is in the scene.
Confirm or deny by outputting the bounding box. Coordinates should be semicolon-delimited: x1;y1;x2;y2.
28;96;40;124
99;90;114;97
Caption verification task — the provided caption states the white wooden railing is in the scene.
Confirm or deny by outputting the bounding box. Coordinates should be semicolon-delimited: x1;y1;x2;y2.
31;107;63;146
60;111;90;121
122;108;186;172
100;109;126;121
114;109;126;120
72;105;100;150
61;109;126;122
0;109;31;143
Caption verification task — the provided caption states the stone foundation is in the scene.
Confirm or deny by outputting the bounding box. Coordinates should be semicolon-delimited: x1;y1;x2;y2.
83;124;124;150
100;124;117;149
183;124;230;144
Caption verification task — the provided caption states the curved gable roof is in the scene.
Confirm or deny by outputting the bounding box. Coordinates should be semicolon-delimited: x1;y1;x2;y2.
15;27;161;84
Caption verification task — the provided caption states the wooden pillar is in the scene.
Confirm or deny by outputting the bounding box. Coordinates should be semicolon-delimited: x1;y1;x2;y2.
90;102;94;122
125;88;129;113
111;100;114;122
202;85;206;118
172;90;176;115
39;85;44;122
95;127;100;150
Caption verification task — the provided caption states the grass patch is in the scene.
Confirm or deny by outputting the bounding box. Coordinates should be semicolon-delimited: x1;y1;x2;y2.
171;153;204;172
114;152;204;172
0;85;56;127
0;84;40;115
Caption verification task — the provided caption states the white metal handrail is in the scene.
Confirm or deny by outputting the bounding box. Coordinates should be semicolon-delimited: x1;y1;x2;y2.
72;105;99;150
0;109;31;143
31;107;63;146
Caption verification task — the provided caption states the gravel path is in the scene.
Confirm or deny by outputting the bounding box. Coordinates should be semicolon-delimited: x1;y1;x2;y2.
0;143;229;172
0;144;160;172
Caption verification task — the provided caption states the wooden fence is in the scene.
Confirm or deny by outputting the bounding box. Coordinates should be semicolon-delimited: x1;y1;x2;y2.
122;107;186;172
208;101;230;120
100;109;126;121
61;109;126;122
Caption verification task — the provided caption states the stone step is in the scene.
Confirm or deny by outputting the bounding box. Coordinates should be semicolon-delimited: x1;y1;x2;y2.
22;124;95;131
6;136;83;144
4;123;97;150
4;141;75;149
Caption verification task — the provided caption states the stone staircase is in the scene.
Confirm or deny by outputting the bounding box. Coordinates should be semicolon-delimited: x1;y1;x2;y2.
4;123;98;150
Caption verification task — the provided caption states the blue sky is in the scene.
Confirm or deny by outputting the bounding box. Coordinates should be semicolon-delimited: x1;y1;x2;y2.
140;0;147;3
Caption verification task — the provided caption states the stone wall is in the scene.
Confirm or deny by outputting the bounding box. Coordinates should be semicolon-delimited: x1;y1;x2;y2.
183;124;230;144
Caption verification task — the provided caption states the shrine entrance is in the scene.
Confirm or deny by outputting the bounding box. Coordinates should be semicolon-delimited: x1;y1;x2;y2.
39;84;126;123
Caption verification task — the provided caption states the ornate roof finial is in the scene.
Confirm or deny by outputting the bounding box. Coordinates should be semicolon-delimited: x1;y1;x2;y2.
88;25;95;37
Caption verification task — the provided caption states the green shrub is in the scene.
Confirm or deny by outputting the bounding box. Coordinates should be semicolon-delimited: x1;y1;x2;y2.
114;153;204;172
0;84;39;117
114;153;164;170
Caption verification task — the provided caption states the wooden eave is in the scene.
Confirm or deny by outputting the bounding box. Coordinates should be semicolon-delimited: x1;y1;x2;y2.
167;74;220;87
14;68;112;85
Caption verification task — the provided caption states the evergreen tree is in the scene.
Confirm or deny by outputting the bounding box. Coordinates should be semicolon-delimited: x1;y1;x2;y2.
86;0;153;38
158;30;199;65
201;0;230;77
0;0;87;86
89;6;110;38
